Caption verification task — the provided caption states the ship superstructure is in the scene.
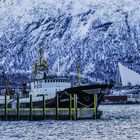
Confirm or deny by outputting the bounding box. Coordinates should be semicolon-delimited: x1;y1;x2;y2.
30;47;71;99
0;46;71;108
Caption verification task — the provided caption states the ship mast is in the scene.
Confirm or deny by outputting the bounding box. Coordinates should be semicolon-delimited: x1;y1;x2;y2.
76;60;81;86
39;47;43;66
76;47;81;87
33;44;49;79
34;60;38;78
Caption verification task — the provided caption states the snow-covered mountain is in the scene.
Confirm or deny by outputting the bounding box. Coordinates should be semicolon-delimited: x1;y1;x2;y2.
0;0;140;84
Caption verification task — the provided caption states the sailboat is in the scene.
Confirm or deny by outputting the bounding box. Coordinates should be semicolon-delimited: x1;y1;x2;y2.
103;63;140;104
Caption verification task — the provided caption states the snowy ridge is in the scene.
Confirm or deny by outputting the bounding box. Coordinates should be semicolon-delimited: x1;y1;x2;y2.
0;0;140;83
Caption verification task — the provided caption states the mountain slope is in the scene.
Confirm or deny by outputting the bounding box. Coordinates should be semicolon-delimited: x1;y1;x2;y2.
0;0;140;84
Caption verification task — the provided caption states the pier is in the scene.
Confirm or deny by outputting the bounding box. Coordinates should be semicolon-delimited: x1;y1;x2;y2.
0;84;113;121
0;94;100;121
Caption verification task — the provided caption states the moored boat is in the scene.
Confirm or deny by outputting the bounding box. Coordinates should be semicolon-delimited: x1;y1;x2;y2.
0;47;113;109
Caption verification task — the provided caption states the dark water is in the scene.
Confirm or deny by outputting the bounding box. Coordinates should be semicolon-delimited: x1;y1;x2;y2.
0;105;139;140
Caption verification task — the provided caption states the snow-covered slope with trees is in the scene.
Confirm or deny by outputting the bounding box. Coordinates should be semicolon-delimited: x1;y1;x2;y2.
0;0;140;84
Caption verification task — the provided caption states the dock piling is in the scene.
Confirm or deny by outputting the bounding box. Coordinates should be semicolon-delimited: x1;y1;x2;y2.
17;95;20;120
74;94;77;121
56;93;59;120
5;94;7;121
42;95;46;120
30;95;33;120
94;94;97;119
69;94;72;120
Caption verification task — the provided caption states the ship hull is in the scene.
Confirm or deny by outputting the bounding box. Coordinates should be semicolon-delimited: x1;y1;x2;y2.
0;84;114;109
0;94;101;108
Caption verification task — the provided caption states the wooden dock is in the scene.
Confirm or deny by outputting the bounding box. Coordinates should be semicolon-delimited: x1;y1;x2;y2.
0;93;101;121
0;84;113;121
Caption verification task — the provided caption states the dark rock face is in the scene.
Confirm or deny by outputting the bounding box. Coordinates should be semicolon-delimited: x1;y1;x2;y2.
0;0;140;84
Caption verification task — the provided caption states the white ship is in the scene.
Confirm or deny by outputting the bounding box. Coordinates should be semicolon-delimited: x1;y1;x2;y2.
0;47;71;108
0;46;114;110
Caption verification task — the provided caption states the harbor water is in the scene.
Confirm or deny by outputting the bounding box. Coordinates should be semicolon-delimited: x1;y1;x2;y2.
0;105;139;140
